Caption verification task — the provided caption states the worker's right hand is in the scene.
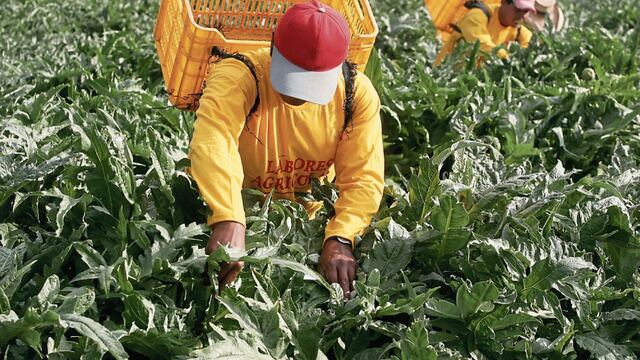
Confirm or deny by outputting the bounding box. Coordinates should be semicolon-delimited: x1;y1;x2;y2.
206;221;246;290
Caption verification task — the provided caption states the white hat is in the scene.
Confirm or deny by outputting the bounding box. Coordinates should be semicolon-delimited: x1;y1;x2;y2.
524;0;566;32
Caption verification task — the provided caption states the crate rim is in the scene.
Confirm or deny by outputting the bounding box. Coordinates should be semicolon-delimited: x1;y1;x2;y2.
180;0;379;40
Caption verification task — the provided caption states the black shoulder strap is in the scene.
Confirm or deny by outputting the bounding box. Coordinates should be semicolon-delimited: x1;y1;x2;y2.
211;46;356;132
210;46;260;119
451;1;492;33
464;1;492;20
341;62;351;86
341;61;357;133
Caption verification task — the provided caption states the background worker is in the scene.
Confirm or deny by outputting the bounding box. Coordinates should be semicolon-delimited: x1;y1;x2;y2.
189;0;384;298
434;0;537;65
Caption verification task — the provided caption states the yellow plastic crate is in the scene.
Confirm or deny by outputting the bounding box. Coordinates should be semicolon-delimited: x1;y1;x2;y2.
154;0;379;111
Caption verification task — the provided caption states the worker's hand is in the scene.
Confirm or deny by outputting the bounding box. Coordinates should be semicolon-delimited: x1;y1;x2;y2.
206;221;246;290
318;237;357;300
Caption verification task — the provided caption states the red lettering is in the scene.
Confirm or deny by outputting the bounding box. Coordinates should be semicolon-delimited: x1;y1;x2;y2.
294;158;305;170
275;177;285;191
284;160;294;173
326;159;334;168
315;161;326;173
266;161;277;174
263;176;275;189
284;175;292;189
304;161;317;172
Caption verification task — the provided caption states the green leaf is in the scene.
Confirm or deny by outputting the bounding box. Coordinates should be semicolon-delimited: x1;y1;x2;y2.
400;320;437;360
490;313;541;331
59;313;127;360
172;222;206;241
121;329;198;360
362;238;413;279
0;310;59;349
217;295;262;339
36;275;60;307
294;325;323;360
523;257;595;293
191;338;272;359
123;293;155;330
81;126;126;215
602;240;640;282
3;259;36;300
424;299;461;320
432;140;501;166
57;287;95;315
0;287;10;314
603;309;640;322
259;305;286;358
0;247;17;284
18;328;41;353
364;47;383;92
408;158;441;221
73;241;107;268
575;332;636;360
376;291;435;317
270;258;333;292
456;281;499;319
432;195;470;230
55;194;90;237
419;195;471;262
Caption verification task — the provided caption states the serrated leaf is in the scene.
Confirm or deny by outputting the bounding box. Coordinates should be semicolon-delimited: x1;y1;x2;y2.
121;329;198;359
59;313;127;360
217;295;262;339
408;158;441;221
603;309;640;322
523;257;595;293
575;332;636;360
191;338;272;359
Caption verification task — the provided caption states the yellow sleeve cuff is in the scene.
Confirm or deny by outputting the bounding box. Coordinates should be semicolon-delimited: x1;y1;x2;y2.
207;212;246;227
323;234;356;249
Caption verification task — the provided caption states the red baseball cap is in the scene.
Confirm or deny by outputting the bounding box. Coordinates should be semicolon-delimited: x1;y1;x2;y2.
270;0;350;105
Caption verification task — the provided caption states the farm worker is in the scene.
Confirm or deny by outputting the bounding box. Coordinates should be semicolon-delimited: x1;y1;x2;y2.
434;0;537;66
189;0;384;298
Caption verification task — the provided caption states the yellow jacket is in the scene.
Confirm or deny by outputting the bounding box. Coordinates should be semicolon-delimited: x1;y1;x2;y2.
434;4;533;65
189;48;385;246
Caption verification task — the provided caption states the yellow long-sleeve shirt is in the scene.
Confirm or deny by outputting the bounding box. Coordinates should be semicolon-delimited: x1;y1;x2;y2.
189;48;384;246
434;4;533;65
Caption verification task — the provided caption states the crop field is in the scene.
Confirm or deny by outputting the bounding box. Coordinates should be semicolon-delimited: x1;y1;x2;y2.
1;0;639;359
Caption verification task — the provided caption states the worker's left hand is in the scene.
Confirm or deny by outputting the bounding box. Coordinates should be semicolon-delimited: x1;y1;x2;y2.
318;237;357;300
